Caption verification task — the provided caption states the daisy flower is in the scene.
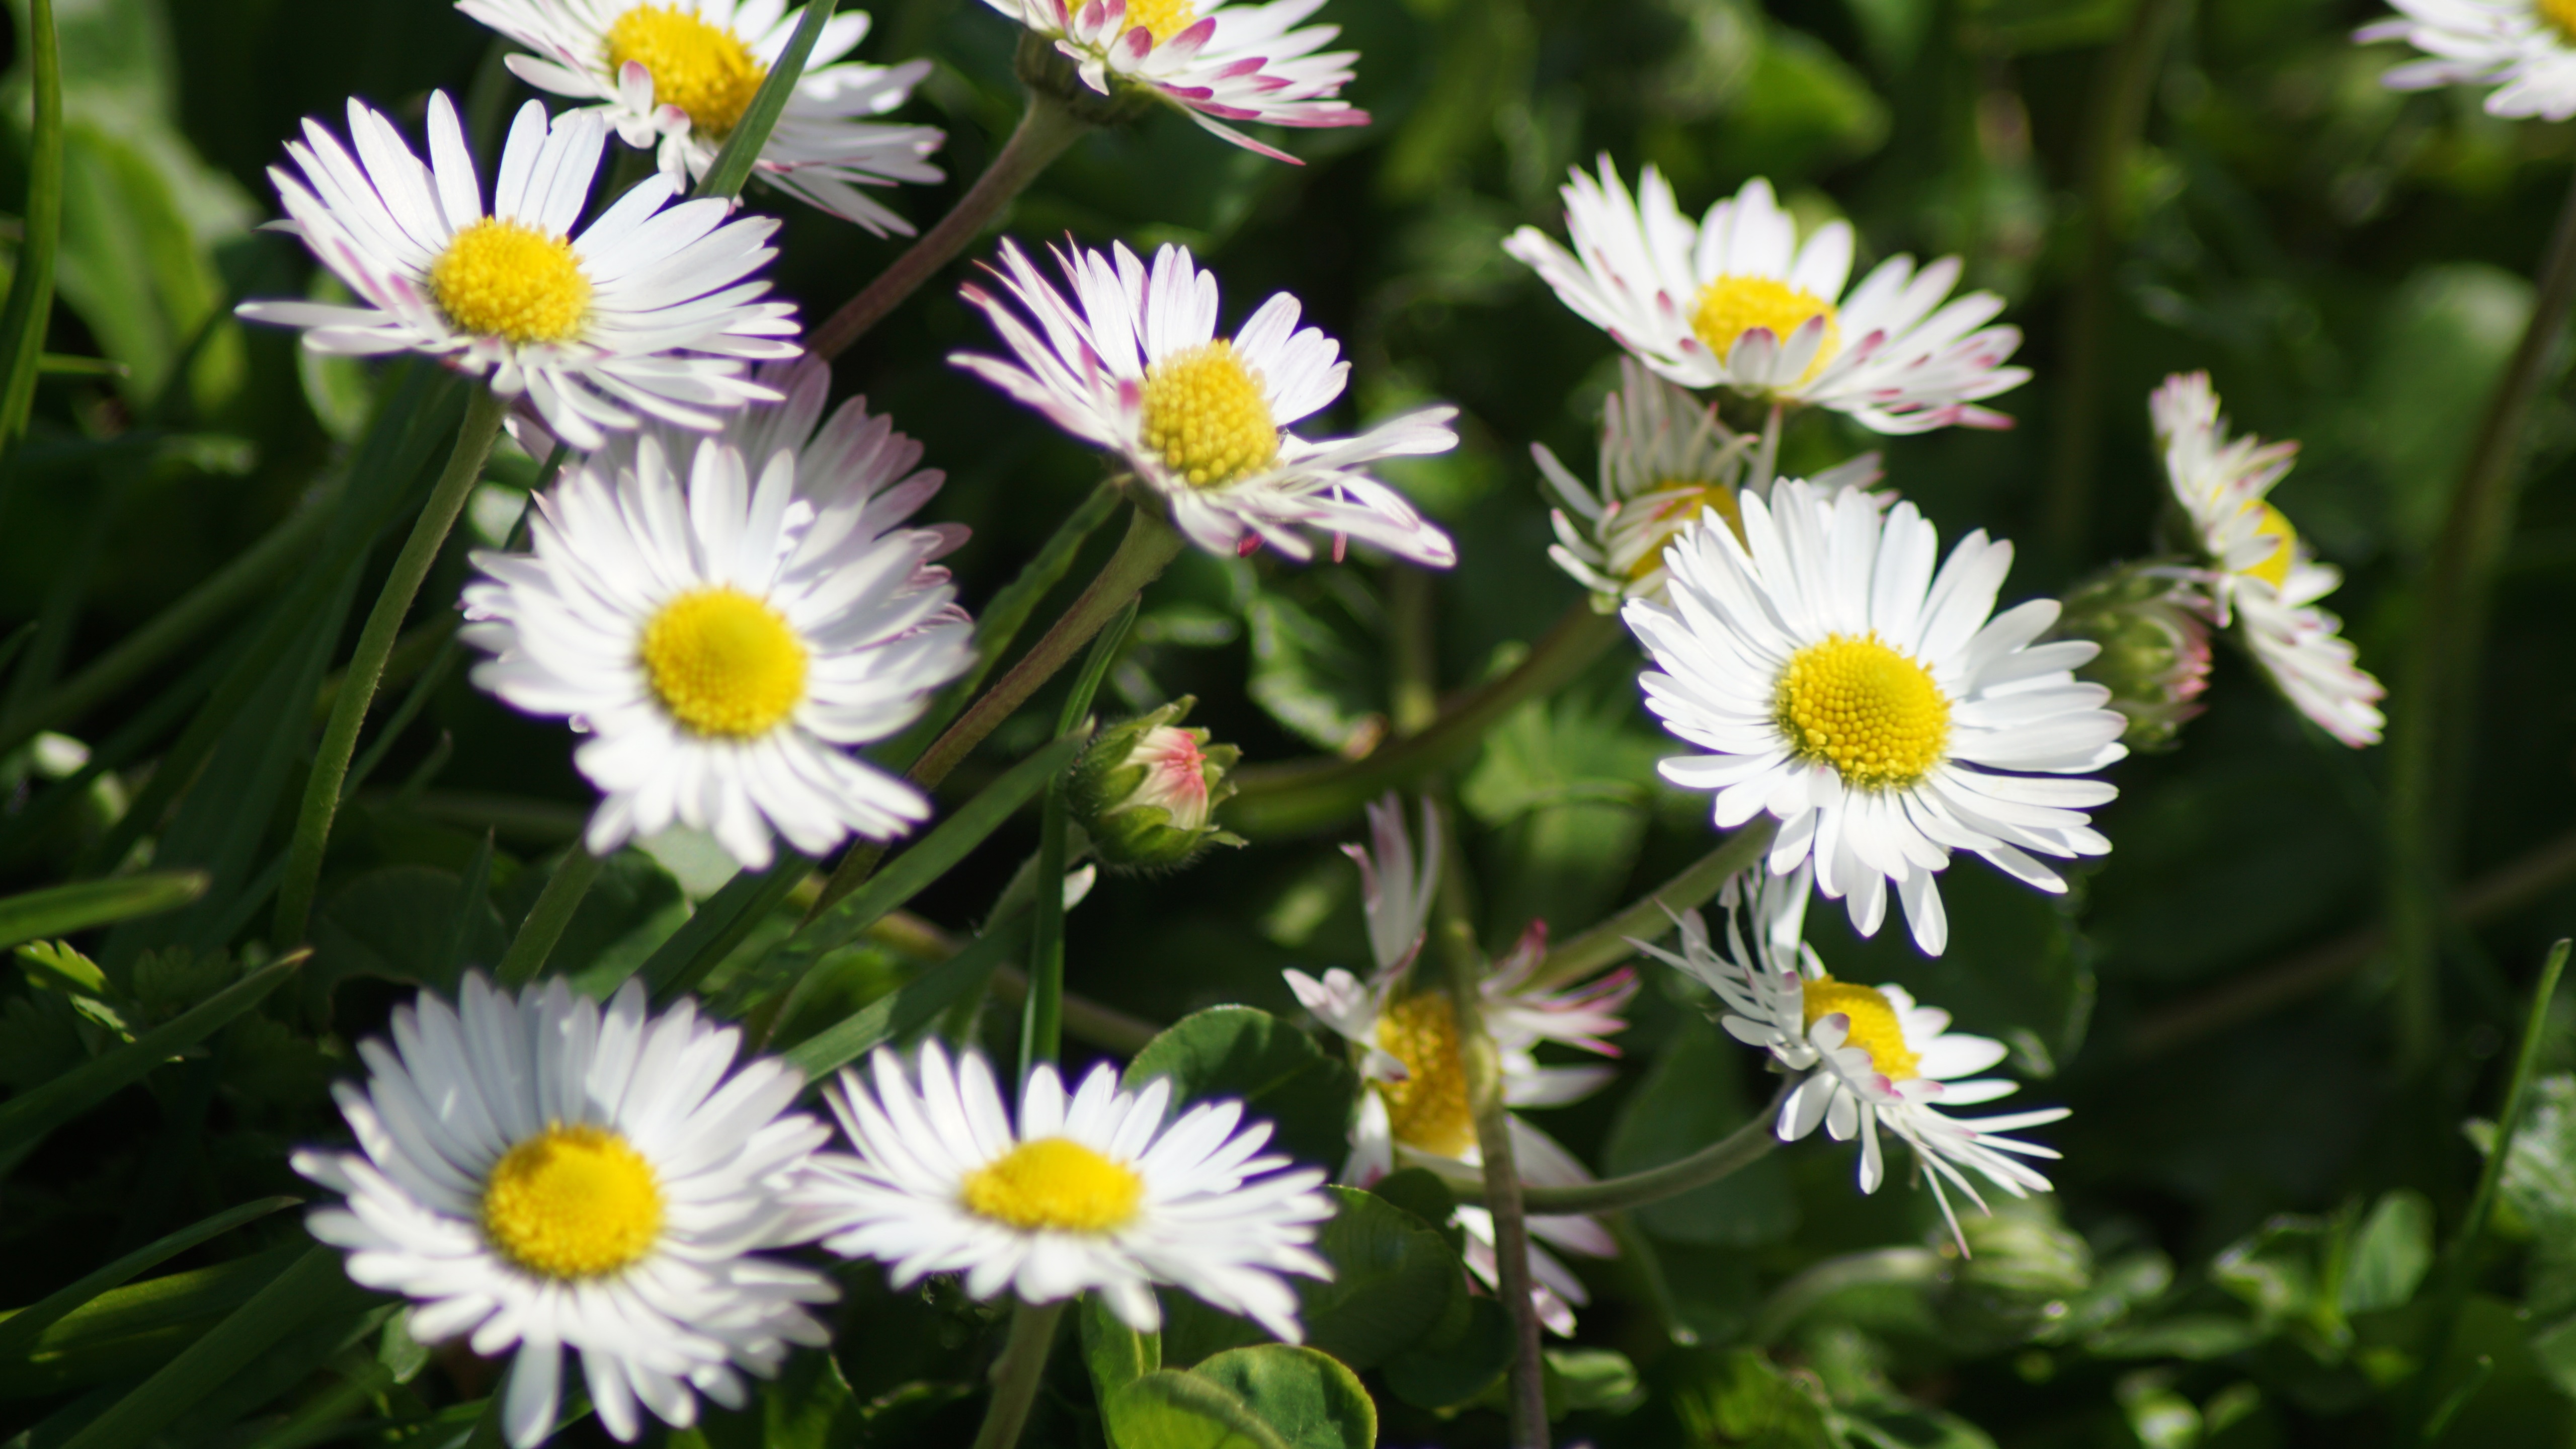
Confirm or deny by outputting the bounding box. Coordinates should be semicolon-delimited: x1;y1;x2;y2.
991;0;1367;162
2357;0;2576;118
2150;373;2386;748
292;977;834;1448
1503;161;2029;434
460;406;974;872
952;237;1458;567
1627;478;2127;957
459;0;944;231
1536;357;1884;606
1642;870;2068;1250
797;1040;1334;1339
1282;796;1633;1335
235;93;797;450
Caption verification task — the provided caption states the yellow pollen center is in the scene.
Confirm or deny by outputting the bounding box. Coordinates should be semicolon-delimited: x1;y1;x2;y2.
639;586;809;739
1774;632;1952;789
605;5;768;138
1801;977;1921;1080
480;1123;664;1279
2234;501;2297;592
2540;0;2576;42
1690;275;1842;386
428;218;590;346
1120;0;1198;44
1139;341;1280;489
1626;480;1746;581
1373;993;1478;1160
961;1138;1145;1233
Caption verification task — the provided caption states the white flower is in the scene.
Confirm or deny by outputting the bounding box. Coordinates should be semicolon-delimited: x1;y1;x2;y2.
1627;478;2127;957
1643;872;2067;1251
1536;357;1884;605
460;398;973;871
2150;373;2386;748
1503;162;2029;434
236;93;797;450
459;0;944;232
292;977;834;1449
1282;796;1632;1335
2358;0;2576;118
991;0;1367;161
796;1040;1335;1339
953;237;1458;567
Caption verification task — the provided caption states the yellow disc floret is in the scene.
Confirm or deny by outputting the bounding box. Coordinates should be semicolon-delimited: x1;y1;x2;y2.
1690;275;1841;386
2233;501;2298;592
2540;0;2576;43
480;1123;665;1279
961;1138;1146;1233
606;4;768;138
1624;480;1746;581
429;218;591;346
1120;0;1198;44
1774;632;1952;789
1373;992;1478;1160
1801;977;1921;1080
1139;340;1280;489
639;586;809;739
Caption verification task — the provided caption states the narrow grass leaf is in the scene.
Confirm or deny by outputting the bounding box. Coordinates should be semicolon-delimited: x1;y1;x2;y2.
0;873;208;953
693;0;838;202
782;917;1029;1080
0;0;64;454
0;1197;298;1363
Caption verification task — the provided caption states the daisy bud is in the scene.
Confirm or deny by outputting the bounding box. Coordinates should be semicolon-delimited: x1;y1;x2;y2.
1070;697;1245;870
2053;567;2214;754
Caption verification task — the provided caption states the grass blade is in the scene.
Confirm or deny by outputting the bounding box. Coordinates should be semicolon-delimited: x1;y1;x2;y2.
0;872;208;952
0;1197;298;1363
784;918;1030;1080
693;0;839;202
636;854;813;1002
0;0;63;456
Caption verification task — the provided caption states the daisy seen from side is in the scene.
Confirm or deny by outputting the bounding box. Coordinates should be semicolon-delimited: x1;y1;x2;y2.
953;237;1458;567
459;0;945;231
1504;162;2029;434
2357;0;2576;119
236;93;797;450
292;977;835;1449
795;1040;1335;1339
991;0;1367;161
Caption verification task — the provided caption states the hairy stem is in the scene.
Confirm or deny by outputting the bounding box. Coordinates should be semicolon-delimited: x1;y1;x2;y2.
1528;820;1779;991
1019;600;1136;1082
1454;1085;1785;1217
968;1298;1067;1449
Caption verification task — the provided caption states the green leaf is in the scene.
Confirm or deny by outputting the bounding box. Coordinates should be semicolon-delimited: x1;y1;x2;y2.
1244;588;1380;754
1294;1187;1465;1372
2342;1189;2434;1315
1832;1404;2000;1449
780;918;1028;1080
1535;1347;1641;1419
683;1348;861;1449
0;1244;302;1399
305;865;509;1005
0;873;207;954
0;0;61;451
2473;1074;2576;1318
1124;1007;1360;1171
1104;1369;1289;1449
1667;1348;1831;1449
1380;1297;1510;1411
1084;1295;1162;1402
631;855;810;1001
1187;1347;1374;1449
0;1196;297;1363
1705;24;1888;180
1604;1025;1797;1246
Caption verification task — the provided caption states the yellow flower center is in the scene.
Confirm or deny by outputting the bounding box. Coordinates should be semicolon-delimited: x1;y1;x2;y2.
1373;993;1478;1160
480;1123;665;1279
605;4;768;139
1690;275;1841;386
1120;0;1198;44
1623;480;1746;582
1774;632;1952;789
428;218;590;346
639;586;809;739
2539;0;2576;43
2234;501;2297;592
1139;341;1280;489
1801;977;1921;1080
960;1138;1146;1233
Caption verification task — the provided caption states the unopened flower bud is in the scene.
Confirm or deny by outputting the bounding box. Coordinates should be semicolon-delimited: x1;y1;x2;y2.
2052;567;2214;753
1070;697;1245;870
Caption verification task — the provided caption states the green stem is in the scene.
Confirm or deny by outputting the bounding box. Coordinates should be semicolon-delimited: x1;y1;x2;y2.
274;386;509;945
0;0;60;461
1527;820;1779;991
496;848;608;989
808;90;1093;361
1019;600;1136;1083
1224;603;1626;839
968;1298;1067;1449
1455;1086;1784;1217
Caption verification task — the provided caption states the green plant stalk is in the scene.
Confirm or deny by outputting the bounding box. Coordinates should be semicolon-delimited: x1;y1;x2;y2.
2386;163;2576;1073
0;0;61;460
693;0;838;201
968;1298;1067;1449
1457;1089;1785;1216
496;848;607;988
1019;600;1137;1082
1438;910;1548;1449
275;387;510;945
1224;603;1626;839
812;508;1181;917
809;90;1094;360
1527;819;1779;991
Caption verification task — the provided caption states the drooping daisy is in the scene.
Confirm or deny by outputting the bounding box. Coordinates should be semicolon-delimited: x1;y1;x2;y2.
952;237;1458;567
292;977;835;1448
797;1040;1335;1339
1536;357;1885;606
460;416;974;871
2357;0;2576;119
1282;795;1633;1335
1503;162;2028;434
236;93;797;450
991;0;1367;162
1628;478;2126;957
2150;373;2386;748
1643;871;2067;1250
459;0;944;231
